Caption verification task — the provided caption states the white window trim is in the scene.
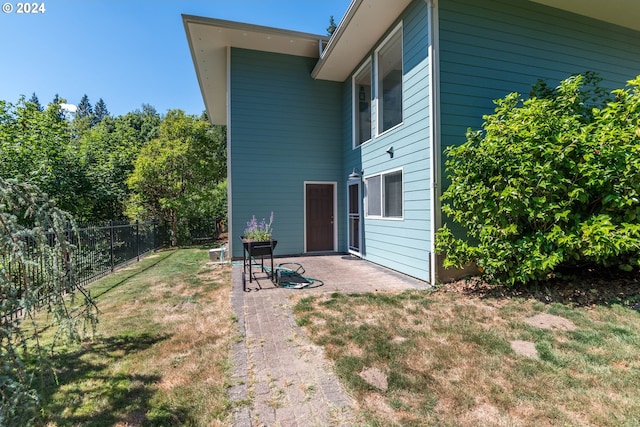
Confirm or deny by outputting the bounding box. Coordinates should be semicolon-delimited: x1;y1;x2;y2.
374;22;404;138
364;167;404;221
352;58;373;149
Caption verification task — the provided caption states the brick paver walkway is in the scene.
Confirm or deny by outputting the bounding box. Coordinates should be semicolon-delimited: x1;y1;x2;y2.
229;255;429;426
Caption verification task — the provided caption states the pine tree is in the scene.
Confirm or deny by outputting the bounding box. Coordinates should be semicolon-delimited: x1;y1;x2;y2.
51;93;66;120
28;92;43;112
76;94;93;119
327;16;337;36
93;98;109;125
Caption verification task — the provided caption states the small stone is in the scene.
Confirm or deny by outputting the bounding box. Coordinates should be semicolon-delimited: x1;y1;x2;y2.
358;367;388;392
510;340;538;358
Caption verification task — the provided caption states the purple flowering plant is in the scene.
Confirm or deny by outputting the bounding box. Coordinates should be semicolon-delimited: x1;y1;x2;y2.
243;212;274;241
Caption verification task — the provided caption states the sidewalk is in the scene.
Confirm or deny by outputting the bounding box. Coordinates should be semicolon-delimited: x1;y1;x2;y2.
228;255;429;426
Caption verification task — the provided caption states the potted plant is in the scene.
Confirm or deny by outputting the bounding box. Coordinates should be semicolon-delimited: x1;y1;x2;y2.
240;213;277;286
240;212;277;256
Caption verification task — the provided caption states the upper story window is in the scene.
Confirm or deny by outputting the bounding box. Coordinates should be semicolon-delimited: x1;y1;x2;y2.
353;59;372;147
376;24;403;134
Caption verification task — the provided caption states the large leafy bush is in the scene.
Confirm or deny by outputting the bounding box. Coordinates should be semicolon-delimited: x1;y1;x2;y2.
436;73;640;285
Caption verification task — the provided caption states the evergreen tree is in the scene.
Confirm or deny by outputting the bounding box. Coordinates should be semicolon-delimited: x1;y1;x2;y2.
28;92;43;112
76;94;93;119
0;177;98;425
51;93;66;120
73;94;95;137
327;15;337;36
93;98;109;124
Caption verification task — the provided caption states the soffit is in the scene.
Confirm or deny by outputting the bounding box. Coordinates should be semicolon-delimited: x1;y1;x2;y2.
183;15;327;125
530;0;640;31
312;0;413;82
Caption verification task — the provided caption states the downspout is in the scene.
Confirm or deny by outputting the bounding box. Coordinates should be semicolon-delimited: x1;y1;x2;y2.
226;45;234;257
427;0;441;285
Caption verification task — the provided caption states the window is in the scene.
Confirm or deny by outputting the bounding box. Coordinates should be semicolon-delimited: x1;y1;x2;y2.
384;171;403;217
365;175;381;216
376;25;403;134
365;169;403;219
353;60;372;146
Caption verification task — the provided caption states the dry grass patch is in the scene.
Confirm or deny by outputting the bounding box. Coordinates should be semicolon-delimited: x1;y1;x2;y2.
35;249;235;427
293;287;640;426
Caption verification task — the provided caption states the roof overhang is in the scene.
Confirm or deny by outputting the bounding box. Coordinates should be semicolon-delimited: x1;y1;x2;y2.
311;0;413;82
529;0;640;32
183;14;328;124
185;0;640;124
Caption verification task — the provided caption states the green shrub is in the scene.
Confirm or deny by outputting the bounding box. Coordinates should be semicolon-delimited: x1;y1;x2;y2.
436;73;640;285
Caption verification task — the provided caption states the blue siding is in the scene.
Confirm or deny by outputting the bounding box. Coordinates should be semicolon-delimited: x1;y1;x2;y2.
345;0;432;281
439;0;640;182
230;48;343;257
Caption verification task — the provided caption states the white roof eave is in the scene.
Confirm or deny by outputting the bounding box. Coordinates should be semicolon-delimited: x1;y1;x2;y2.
312;0;413;82
530;0;640;32
183;14;328;124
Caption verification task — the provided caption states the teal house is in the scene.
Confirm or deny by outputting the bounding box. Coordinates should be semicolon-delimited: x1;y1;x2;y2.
184;0;640;284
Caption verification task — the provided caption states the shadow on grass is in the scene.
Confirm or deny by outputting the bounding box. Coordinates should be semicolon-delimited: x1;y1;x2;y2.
92;250;177;300
443;267;640;308
38;332;191;426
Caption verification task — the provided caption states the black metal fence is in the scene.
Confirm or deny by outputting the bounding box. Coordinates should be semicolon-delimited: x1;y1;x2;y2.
1;221;166;322
70;220;165;287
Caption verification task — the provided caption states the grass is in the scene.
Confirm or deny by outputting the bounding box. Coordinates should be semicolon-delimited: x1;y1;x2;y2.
292;289;640;426
32;248;235;426
27;250;640;426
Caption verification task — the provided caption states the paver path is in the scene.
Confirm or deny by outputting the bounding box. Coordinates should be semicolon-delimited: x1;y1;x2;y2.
228;255;429;426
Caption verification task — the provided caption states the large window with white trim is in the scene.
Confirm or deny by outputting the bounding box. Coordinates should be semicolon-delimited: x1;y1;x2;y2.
365;169;403;219
353;60;372;147
376;25;403;134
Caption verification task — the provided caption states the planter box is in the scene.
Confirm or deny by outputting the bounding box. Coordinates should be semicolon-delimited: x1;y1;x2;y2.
240;239;277;257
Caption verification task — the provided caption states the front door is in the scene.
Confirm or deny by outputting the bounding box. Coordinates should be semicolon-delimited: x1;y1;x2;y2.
305;183;335;252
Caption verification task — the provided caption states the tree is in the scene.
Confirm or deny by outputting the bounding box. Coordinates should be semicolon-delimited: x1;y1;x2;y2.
77;108;157;221
51;94;66;120
327;15;337;36
0;178;98;426
435;73;640;285
126;110;226;245
28;92;42;112
76;94;93;119
73;94;94;137
0;97;91;219
93;98;109;125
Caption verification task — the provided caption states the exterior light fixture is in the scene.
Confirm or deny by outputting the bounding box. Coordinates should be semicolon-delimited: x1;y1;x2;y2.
348;168;362;180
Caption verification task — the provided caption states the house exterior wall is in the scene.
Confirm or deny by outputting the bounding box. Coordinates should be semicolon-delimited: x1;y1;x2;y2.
344;0;433;281
435;0;640;279
438;0;640;189
229;48;343;258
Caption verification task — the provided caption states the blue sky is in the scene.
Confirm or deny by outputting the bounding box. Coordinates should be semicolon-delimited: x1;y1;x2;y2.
0;0;348;117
